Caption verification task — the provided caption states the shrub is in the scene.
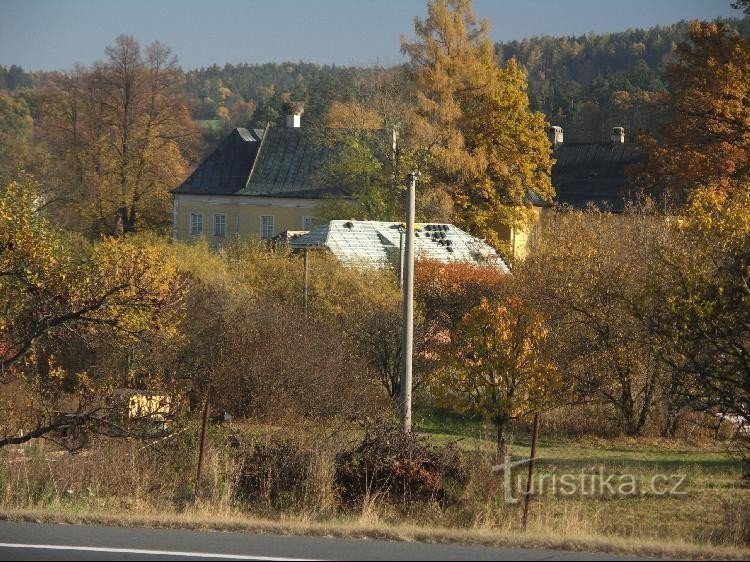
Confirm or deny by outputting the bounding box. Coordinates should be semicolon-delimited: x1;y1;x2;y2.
334;421;466;510
235;436;313;510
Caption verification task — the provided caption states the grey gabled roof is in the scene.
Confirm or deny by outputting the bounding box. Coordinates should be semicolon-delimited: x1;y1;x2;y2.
291;220;510;272
174;126;350;198
239;127;350;198
174;128;265;195
175;126;642;211
551;142;642;211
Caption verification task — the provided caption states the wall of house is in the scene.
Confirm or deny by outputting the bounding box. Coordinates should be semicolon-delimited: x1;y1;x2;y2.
173;194;323;242
510;206;549;261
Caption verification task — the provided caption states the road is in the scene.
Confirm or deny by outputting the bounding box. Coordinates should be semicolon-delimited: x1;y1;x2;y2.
0;521;652;561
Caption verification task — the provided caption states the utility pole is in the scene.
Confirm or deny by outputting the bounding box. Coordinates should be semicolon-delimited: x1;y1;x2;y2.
400;172;416;433
303;247;309;315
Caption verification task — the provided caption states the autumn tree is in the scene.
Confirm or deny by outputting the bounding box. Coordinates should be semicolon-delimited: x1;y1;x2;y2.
402;0;554;252
644;177;750;438
41;36;198;236
517;208;687;436
636;21;750;205
315;68;445;223
0;94;33;180
628;12;750;438
0;175;184;447
0;91;59;198
432;295;560;459
415;259;506;334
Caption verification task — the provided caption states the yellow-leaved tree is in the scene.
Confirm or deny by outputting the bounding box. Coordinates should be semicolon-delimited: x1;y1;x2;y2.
315;70;442;223
432;296;560;460
0;175;184;447
40;35;199;236
402;0;554;252
631;15;750;438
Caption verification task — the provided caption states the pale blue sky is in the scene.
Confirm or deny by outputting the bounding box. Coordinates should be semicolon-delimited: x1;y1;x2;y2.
0;0;740;71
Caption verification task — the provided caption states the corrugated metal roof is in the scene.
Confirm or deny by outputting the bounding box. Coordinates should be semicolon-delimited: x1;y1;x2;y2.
291;220;510;272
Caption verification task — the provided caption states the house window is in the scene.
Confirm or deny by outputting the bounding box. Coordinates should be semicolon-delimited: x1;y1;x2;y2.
302;216;313;230
190;212;203;236
214;214;226;237
261;215;274;239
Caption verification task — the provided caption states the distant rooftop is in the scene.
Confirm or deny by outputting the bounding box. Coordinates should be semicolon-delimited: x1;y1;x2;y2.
175;127;264;195
175;125;644;211
291;220;510;272
174;126;349;198
551;141;642;211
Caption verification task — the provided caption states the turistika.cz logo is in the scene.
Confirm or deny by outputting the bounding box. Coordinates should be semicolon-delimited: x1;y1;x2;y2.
492;456;688;503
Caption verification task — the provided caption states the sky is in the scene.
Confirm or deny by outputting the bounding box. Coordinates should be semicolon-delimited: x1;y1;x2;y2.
0;0;740;71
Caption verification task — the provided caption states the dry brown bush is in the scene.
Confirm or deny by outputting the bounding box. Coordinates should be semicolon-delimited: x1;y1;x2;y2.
334;421;467;511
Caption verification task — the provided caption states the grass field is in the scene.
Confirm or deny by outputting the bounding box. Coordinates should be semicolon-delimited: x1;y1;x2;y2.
1;412;748;559
414;409;749;550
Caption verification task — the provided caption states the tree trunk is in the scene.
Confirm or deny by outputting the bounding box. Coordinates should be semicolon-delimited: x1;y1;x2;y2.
661;405;684;438
496;419;512;463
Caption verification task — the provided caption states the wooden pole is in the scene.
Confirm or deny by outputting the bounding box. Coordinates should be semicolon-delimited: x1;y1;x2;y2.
303;247;309;315
522;412;541;530
195;389;210;496
399;228;405;289
400;172;416;433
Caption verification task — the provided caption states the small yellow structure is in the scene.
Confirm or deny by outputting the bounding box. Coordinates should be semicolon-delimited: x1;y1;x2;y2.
112;389;170;429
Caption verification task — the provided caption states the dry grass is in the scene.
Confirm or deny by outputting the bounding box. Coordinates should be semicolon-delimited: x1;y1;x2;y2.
0;422;748;560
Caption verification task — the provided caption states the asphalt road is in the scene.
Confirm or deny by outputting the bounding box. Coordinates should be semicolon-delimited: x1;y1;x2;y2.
0;521;653;561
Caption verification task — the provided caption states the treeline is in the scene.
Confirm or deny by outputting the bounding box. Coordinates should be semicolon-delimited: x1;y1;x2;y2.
3;16;748;146
183;62;380;127
497;16;750;141
176;15;750;143
0;65;33;91
179;15;750;142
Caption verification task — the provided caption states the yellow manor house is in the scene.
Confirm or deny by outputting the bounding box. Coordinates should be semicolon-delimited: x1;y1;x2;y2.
172;108;640;259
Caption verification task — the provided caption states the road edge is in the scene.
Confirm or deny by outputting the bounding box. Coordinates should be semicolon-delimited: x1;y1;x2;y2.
0;507;746;561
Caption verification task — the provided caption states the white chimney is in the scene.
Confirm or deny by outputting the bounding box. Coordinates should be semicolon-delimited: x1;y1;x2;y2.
611;126;625;143
285;113;301;128
285;101;304;128
548;125;564;150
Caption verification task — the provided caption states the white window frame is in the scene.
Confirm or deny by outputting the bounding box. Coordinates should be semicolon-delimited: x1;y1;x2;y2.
302;216;314;230
260;215;274;239
214;213;227;237
190;212;203;236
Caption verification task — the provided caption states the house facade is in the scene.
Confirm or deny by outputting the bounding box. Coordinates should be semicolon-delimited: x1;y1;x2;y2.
172;108;347;242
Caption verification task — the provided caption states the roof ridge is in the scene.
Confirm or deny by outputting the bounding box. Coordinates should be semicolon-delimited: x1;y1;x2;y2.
244;122;272;190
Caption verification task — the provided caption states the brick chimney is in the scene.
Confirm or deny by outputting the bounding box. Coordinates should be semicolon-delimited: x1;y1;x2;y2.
611;126;625;143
